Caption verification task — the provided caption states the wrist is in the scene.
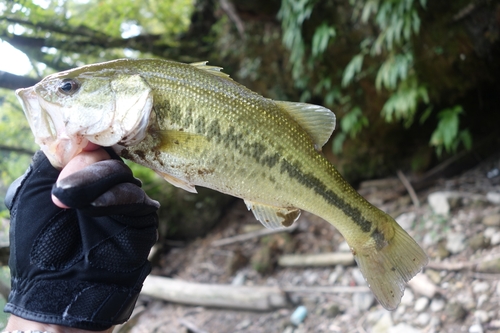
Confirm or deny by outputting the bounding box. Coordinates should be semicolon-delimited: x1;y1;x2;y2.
4;316;113;333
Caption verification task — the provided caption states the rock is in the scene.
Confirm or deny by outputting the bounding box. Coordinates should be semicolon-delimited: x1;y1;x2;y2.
235;319;252;330
328;265;344;284
337;241;350;252
372;312;393;333
428;192;451;215
409;273;438;298
477;294;488;307
474;310;489;323
352;268;367;286
469;323;484;333
401;289;415;305
476;258;500;273
425;269;442;284
469;324;484;333
304;270;319;285
469;233;489;251
446;232;467;254
472;281;490;293
490;231;500;246
231;271;246;286
326;304;342;318
388;323;421;333
396;212;417;230
445;302;467;321
436;240;451;259
482;214;500;226
352;292;374;311
414;297;429;312
486;192;500;204
416;313;431;326
430;298;446;312
484;227;498;238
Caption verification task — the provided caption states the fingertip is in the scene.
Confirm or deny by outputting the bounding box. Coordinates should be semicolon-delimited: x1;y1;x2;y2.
58;148;111;182
52;194;70;209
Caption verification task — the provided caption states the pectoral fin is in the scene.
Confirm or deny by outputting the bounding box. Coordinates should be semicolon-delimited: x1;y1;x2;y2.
155;171;198;194
244;200;301;230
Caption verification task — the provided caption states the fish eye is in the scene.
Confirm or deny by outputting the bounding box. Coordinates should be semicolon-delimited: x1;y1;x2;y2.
58;78;80;95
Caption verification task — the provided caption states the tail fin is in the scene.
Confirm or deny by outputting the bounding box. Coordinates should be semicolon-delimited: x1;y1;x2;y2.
353;223;428;310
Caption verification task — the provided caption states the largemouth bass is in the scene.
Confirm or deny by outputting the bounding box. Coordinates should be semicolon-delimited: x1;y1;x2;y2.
15;59;427;310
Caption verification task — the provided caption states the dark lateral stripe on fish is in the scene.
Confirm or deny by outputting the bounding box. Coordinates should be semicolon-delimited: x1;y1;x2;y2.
157;99;372;233
280;159;372;233
154;98;372;233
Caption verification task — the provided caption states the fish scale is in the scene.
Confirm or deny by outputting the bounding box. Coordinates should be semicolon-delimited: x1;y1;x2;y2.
15;58;428;310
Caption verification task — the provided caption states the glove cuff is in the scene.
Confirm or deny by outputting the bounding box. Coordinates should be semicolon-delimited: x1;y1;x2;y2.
4;263;150;331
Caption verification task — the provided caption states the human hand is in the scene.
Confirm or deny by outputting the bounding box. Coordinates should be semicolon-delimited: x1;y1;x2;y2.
4;148;159;331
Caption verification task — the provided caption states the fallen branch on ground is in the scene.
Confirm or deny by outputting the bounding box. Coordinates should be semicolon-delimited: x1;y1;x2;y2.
141;275;373;311
211;223;298;247
278;252;355;267
141;276;290;311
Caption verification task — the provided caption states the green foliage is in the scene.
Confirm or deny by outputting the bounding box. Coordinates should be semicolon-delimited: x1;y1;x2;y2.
341;54;364;88
0;0;195;73
332;106;369;154
311;22;336;58
0;89;37;213
430;106;472;156
381;76;428;127
279;0;470;158
278;0;316;89
69;0;193;40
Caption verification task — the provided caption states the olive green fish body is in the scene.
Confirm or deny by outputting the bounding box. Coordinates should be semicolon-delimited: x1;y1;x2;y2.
15;58;428;310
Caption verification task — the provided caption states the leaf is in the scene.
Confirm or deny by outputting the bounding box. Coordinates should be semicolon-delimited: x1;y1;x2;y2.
342;54;364;87
311;22;336;58
429;105;465;155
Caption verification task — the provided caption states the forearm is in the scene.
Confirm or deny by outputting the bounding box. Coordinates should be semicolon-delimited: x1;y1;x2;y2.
4;315;114;333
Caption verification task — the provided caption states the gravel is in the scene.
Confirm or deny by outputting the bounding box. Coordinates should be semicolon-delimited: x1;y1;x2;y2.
121;153;500;333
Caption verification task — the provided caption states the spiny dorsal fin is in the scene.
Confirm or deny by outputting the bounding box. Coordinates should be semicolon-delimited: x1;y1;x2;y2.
274;101;336;151
189;61;232;79
244;200;301;229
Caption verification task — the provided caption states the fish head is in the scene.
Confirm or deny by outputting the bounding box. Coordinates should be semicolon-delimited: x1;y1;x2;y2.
16;61;153;168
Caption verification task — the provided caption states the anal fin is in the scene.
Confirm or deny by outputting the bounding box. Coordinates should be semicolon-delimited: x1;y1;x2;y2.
244;200;301;230
156;171;197;194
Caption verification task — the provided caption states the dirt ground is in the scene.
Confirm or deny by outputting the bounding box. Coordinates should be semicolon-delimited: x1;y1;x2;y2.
118;152;500;333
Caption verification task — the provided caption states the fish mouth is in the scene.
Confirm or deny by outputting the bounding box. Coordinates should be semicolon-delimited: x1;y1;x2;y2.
16;87;88;169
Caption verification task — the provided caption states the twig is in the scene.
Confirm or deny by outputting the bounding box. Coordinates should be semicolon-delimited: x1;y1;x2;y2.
426;260;475;271
427;252;500;272
219;0;245;37
178;318;208;333
282;286;370;293
278;252;355;267
211;223;298;247
397;170;420;208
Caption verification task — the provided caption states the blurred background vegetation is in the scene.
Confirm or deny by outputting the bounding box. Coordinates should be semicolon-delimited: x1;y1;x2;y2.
1;0;499;234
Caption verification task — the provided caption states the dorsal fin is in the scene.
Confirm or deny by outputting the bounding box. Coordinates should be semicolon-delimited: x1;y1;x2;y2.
274;101;336;150
189;61;232;79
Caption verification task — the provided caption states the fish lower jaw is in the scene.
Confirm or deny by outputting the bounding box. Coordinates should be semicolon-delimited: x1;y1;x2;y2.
42;137;89;168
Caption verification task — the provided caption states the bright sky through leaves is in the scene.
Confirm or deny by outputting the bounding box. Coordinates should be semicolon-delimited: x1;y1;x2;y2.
0;41;32;75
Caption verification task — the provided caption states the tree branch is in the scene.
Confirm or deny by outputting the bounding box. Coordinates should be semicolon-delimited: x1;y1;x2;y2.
0;145;36;156
0;71;38;90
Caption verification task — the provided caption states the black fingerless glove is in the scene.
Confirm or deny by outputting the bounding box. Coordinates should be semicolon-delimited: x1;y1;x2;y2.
4;150;159;331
